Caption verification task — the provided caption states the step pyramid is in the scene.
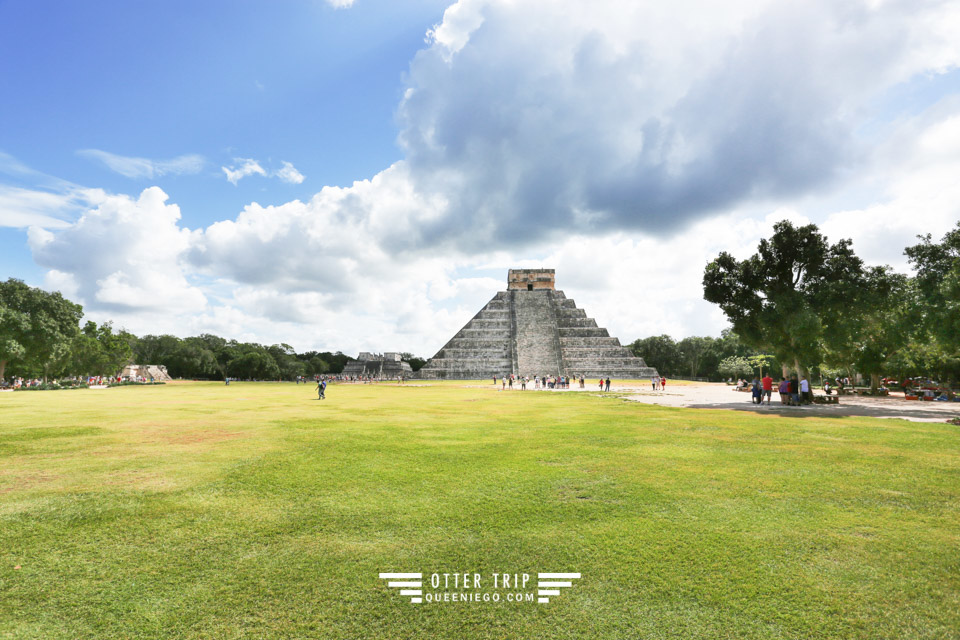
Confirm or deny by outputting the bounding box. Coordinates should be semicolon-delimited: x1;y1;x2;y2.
415;269;658;380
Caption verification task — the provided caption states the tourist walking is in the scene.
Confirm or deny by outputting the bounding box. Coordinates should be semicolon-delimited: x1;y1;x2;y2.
800;376;810;403
751;377;761;404
316;378;326;400
661;376;666;390
605;377;611;392
651;375;658;391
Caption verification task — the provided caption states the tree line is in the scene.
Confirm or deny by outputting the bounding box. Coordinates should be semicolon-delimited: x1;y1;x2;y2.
0;279;425;382
628;330;781;382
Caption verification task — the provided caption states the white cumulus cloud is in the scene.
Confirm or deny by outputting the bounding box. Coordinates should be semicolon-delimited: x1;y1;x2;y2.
274;161;305;184
221;158;305;185
28;187;206;315
222;158;267;185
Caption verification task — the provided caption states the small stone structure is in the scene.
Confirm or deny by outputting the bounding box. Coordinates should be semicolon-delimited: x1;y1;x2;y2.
120;364;172;381
508;268;556;291
341;352;414;378
416;269;658;379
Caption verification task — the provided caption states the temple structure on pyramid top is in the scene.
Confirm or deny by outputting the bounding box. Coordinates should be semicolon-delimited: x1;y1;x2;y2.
415;269;658;380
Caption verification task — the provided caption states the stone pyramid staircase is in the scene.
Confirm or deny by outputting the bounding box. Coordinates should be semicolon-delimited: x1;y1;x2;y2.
416;271;657;380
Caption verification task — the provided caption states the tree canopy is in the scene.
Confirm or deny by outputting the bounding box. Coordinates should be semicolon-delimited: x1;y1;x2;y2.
0;279;83;381
703;221;871;376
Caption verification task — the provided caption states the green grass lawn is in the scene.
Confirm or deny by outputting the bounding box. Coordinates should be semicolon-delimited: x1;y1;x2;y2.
2;381;959;639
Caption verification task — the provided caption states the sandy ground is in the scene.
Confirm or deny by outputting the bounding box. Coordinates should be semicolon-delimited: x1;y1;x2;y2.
475;380;960;423
606;382;960;423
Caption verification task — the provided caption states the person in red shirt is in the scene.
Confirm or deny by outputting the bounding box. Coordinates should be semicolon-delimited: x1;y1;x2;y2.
761;374;773;405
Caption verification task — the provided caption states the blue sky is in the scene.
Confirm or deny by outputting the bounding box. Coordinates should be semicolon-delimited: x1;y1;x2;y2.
1;0;959;355
1;0;450;290
1;0;447;221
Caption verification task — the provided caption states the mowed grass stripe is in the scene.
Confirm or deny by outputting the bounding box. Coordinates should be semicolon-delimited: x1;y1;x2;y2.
1;381;958;639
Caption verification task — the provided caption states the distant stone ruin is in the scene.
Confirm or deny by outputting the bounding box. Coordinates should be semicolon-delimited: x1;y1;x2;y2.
341;352;414;378
416;269;659;379
120;364;172;381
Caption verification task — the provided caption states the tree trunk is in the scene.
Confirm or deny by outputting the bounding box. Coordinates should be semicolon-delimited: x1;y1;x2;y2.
0;359;6;382
782;363;790;378
870;373;880;393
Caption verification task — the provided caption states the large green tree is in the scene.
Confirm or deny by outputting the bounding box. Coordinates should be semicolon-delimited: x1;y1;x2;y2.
227;350;281;380
718;355;753;380
822;268;918;391
266;343;305;380
677;336;715;378
703;221;869;377
0;299;29;382
905;222;960;382
628;335;681;375
70;321;133;377
0;279;83;381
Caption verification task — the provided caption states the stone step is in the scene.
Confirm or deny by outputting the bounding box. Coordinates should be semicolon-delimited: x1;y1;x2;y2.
467;319;511;327
571;369;659;378
438;348;510;357
563;357;648;367
422;357;511;366
557;318;610;337
444;337;510;346
559;337;624;347
561;348;632;357
456;329;512;339
419;364;512;373
417;368;512;379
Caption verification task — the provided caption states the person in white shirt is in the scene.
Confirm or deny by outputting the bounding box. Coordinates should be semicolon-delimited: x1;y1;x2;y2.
800;376;810;403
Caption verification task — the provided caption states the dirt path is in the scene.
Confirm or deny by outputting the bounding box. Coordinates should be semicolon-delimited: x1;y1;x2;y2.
612;382;960;423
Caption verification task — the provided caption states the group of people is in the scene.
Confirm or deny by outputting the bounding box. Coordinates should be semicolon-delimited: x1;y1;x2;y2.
2;374;150;389
492;374;618;391
297;374;390;384
5;377;42;389
495;374;582;390
650;376;668;391
738;375;811;406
